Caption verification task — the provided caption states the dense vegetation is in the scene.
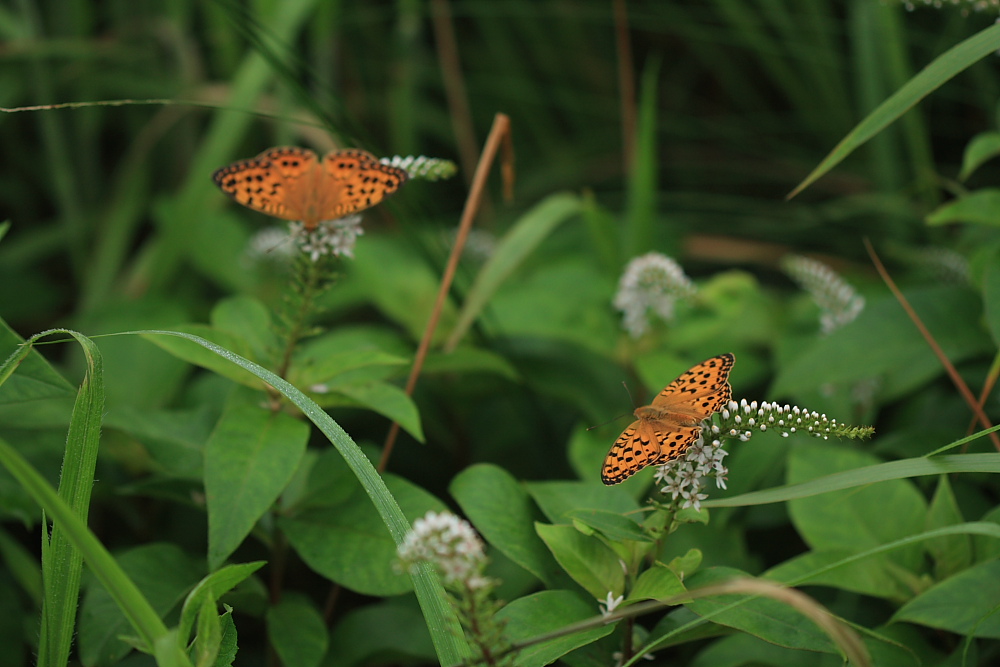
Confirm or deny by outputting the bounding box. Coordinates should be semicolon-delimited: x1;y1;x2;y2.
3;1;1000;666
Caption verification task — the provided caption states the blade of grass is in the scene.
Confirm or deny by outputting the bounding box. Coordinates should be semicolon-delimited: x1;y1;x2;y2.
703;450;1000;509
38;330;103;667
789;21;1000;198
624;58;660;258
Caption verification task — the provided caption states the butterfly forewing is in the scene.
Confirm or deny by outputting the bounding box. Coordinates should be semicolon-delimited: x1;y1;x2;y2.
321;149;408;220
601;353;735;485
652;353;735;418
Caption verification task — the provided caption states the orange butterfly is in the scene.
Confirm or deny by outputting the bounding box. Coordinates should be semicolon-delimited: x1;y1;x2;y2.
601;353;734;485
212;147;408;230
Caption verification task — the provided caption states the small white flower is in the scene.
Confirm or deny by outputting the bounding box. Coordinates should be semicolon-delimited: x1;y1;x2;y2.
599;591;624;618
613;253;696;338
291;214;365;261
680;487;708;512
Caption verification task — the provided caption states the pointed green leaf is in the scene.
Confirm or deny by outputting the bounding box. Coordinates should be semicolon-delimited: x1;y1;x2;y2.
206;399;309;569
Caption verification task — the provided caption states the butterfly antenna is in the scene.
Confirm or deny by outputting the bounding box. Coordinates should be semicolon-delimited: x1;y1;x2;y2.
585;413;632;431
584;380;637;431
622;380;637;408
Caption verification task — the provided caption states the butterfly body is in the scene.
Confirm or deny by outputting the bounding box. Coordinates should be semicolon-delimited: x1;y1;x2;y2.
212;147;408;230
601;354;734;485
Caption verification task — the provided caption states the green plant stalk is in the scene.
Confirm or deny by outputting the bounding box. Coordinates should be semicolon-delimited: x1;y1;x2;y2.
276;256;326;381
38;331;103;667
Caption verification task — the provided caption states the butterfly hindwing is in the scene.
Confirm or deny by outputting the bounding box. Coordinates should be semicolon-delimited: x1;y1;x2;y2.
601;421;659;485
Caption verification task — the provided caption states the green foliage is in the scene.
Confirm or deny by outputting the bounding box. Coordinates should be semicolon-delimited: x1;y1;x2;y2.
5;1;1000;666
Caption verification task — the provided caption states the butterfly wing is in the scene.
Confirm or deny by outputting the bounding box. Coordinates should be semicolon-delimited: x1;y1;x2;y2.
212;147;318;222
651;353;734;419
602;419;703;485
319;149;409;220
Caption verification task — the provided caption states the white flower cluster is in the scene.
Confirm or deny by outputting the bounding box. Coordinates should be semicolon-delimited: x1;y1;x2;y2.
397;511;490;589
718;398;863;442
613;253;697;338
653;432;730;512
653;400;873;511
781;255;864;334
381;155;458;181
290;214;365;261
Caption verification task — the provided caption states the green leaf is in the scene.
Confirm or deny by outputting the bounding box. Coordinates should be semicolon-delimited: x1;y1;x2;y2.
689;632;843;667
627;565;686;603
984;262;1000;347
772;286;990;399
959;131;1000;181
566;509;651;544
765;549;912;602
684;567;837;655
926;189;1000;227
289;329;408;387
78;543;203;666
789;22;1000;197
326;600;435;667
446;192;583;349
0;321;75;428
0;575;26;667
317;380;424;443
350;235;456;343
210;295;278;363
893;560;1000;638
496;590;614;667
925;476;972;580
193;594;222;667
267;594;329;667
526;480;640;523
281;473;447;596
450;464;560;586
535;523;624;599
0;528;41;601
213;607;238;667
422;346;520;381
787;442;926;572
178;561;265;650
206;398;310;569
146;325;264;389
